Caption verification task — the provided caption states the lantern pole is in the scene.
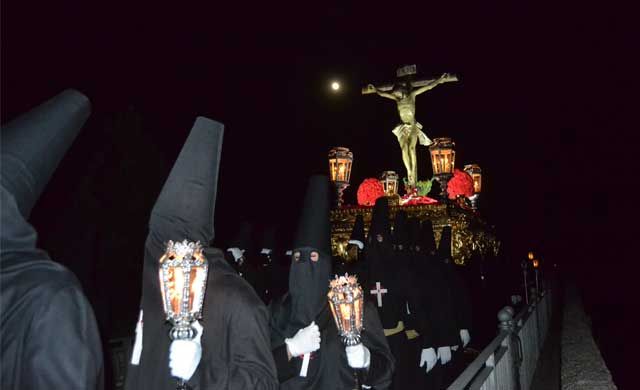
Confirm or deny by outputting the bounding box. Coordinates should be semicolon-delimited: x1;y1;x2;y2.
521;259;529;305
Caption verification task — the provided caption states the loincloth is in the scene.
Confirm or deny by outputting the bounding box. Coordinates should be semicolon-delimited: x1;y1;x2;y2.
392;122;432;146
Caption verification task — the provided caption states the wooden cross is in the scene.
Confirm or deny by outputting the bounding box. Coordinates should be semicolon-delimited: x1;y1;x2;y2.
361;64;443;94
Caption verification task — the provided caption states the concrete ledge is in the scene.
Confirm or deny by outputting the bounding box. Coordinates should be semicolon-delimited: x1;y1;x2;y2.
561;285;617;390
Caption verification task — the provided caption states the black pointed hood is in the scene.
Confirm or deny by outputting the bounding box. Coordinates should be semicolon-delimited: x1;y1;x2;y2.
148;117;224;247
1;89;91;218
421;220;438;254
368;196;391;242
392;210;409;248
349;214;365;246
287;175;332;331
229;221;253;251
293;175;331;255
260;225;277;251
437;225;453;263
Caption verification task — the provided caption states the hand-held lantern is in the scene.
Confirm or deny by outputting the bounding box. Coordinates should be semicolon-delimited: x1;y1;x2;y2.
159;240;209;341
328;274;364;346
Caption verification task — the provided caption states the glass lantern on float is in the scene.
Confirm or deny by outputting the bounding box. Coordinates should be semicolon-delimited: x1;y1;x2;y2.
429;137;456;199
464;164;482;210
379;170;400;205
328;147;353;208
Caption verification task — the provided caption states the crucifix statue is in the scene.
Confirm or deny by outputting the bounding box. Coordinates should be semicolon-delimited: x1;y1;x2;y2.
363;65;458;187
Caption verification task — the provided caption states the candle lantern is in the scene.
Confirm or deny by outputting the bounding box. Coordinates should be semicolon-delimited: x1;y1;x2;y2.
429;137;456;198
379;171;399;197
464;164;482;210
159;240;209;390
328;274;365;390
328;274;364;346
328;147;354;208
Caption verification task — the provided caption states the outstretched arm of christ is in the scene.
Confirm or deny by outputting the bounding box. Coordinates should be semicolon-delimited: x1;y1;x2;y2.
411;73;459;97
368;84;398;101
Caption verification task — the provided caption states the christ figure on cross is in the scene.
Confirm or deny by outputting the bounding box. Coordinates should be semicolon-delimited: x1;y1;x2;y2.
364;69;458;187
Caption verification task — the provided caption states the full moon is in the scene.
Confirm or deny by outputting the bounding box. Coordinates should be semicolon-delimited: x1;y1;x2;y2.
331;81;340;91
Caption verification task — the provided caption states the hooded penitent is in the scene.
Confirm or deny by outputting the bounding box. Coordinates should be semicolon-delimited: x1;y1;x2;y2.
392;210;410;249
421;220;438;256
368;196;391;244
407;217;420;251
261;225;278;253
434;225;472;345
287;175;332;333
269;177;394;389
125;117;278;390
229;221;253;252
1;90;104;389
367;197;394;278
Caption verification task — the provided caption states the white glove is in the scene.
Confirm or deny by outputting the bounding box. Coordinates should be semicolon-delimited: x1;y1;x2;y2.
169;321;203;380
460;329;471;347
226;247;244;262
345;344;371;369
437;346;452;365
285;321;320;357
419;348;437;373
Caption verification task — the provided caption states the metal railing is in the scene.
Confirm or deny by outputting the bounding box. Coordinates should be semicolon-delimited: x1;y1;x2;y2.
448;289;553;390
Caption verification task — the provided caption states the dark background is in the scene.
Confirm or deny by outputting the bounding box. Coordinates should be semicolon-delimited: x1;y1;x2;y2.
2;2;637;388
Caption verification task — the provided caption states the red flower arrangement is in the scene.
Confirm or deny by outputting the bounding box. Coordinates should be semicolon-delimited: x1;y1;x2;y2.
447;169;475;200
356;178;385;206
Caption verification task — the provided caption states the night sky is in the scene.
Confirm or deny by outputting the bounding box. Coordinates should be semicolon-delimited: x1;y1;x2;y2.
2;2;637;386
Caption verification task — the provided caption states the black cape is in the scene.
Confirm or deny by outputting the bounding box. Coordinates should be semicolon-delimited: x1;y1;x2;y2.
124;117;278;390
1;89;104;390
0;187;105;390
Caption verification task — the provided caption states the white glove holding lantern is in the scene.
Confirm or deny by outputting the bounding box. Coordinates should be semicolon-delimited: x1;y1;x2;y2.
285;321;321;357
169;321;203;380
437;346;452;364
419;348;437;373
346;344;371;369
460;329;471;347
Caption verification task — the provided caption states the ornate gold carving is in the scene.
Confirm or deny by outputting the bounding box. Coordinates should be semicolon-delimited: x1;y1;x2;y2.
330;204;500;265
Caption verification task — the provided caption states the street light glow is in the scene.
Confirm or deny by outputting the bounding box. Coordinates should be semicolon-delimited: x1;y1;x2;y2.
331;81;340;91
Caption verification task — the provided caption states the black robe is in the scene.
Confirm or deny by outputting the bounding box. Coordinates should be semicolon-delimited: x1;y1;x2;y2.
269;296;394;390
0;187;104;390
224;250;261;296
124;118;278;390
1;89;103;390
365;242;413;390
